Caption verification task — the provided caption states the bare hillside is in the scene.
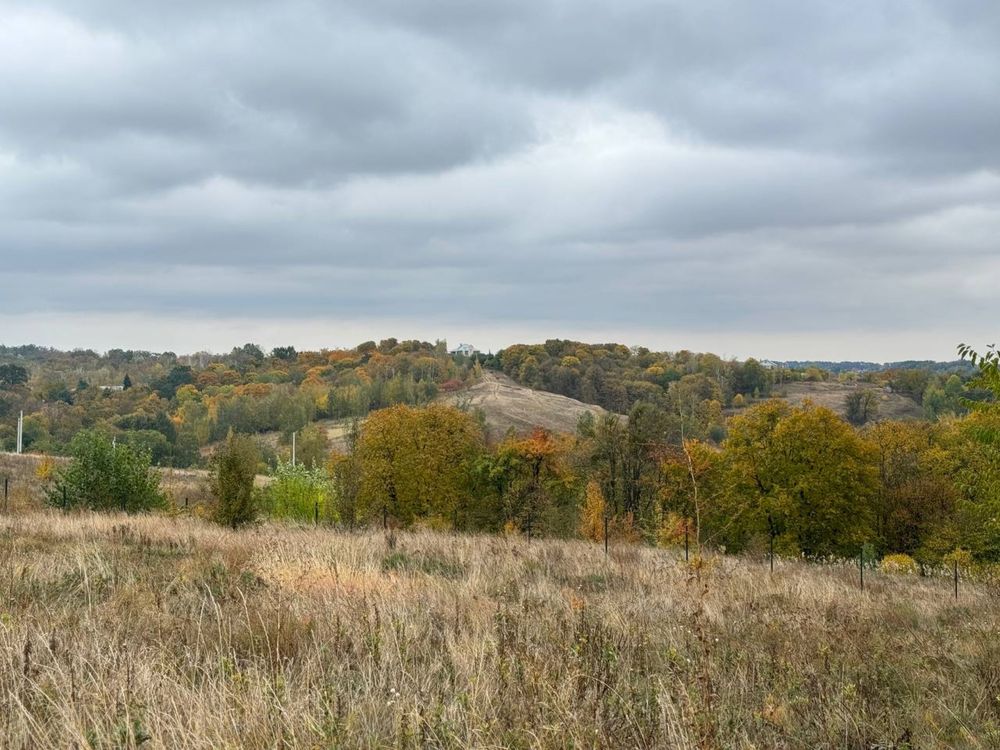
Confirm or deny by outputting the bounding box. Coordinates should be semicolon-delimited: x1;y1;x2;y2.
438;371;616;439
737;380;926;421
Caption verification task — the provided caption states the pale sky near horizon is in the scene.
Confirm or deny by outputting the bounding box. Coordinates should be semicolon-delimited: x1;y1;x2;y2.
1;1;998;361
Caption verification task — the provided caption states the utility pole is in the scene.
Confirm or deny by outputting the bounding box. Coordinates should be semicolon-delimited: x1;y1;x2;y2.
292;431;296;467
17;411;24;454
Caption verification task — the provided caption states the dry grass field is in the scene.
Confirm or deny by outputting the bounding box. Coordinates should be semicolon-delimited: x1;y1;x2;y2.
0;509;996;749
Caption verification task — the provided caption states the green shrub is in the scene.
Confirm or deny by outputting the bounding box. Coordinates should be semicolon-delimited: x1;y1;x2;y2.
261;460;336;523
48;430;165;512
210;432;260;529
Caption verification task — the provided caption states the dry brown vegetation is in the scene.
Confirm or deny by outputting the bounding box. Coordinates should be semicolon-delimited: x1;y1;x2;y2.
771;381;924;422
440;370;615;439
0;510;996;748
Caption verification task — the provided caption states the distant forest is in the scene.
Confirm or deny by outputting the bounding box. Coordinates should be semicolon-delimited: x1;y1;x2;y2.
4;338;1000;565
0;340;984;467
493;340;981;420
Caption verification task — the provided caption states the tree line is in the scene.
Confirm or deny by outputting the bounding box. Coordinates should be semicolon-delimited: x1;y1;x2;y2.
0;339;477;465
43;341;1000;568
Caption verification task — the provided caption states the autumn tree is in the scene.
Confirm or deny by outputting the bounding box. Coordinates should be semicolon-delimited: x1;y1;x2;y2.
725;401;878;557
864;420;956;559
355;404;482;527
487;428;576;535
579;480;607;542
659;439;728;549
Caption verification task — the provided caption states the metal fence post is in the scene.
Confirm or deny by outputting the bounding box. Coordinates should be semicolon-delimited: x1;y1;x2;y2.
859;548;865;592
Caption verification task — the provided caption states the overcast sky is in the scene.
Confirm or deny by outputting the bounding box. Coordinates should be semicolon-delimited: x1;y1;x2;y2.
2;1;998;361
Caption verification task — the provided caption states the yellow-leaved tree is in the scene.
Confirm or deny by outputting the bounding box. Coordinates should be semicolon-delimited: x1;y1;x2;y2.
724;400;878;558
355;404;482;527
579;480;606;542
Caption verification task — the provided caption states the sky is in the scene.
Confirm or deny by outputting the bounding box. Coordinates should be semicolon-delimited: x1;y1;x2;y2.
1;1;998;362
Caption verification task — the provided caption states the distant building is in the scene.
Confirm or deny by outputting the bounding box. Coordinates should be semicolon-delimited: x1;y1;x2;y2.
99;385;125;392
449;343;478;357
759;359;780;370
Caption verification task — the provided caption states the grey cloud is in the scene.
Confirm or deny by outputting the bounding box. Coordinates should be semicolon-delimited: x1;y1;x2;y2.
0;0;998;358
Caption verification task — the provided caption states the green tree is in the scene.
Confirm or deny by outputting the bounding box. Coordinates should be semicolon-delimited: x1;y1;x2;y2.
845;389;879;426
0;363;29;388
922;374;966;419
329;449;362;526
152;365;194;399
958;343;1000;406
49;430;165;512
271;346;297;361
210;432;260;529
290;423;330;468
38;377;73;404
733;358;770;397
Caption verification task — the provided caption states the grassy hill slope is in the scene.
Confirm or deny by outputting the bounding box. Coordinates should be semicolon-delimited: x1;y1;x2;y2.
775;380;925;421
437;370;617;439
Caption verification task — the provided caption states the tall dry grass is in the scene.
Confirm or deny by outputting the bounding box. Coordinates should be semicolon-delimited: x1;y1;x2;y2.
0;510;996;748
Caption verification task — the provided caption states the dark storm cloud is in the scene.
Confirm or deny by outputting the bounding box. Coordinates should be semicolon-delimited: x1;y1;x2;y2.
1;0;998;359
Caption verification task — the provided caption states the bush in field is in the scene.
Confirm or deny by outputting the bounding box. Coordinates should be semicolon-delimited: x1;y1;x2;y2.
879;553;918;575
291;423;330;469
262;460;336;523
210;432;260;529
49;430;165;512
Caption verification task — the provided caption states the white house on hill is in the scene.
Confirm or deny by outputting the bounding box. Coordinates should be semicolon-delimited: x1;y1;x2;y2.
449;343;478;357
